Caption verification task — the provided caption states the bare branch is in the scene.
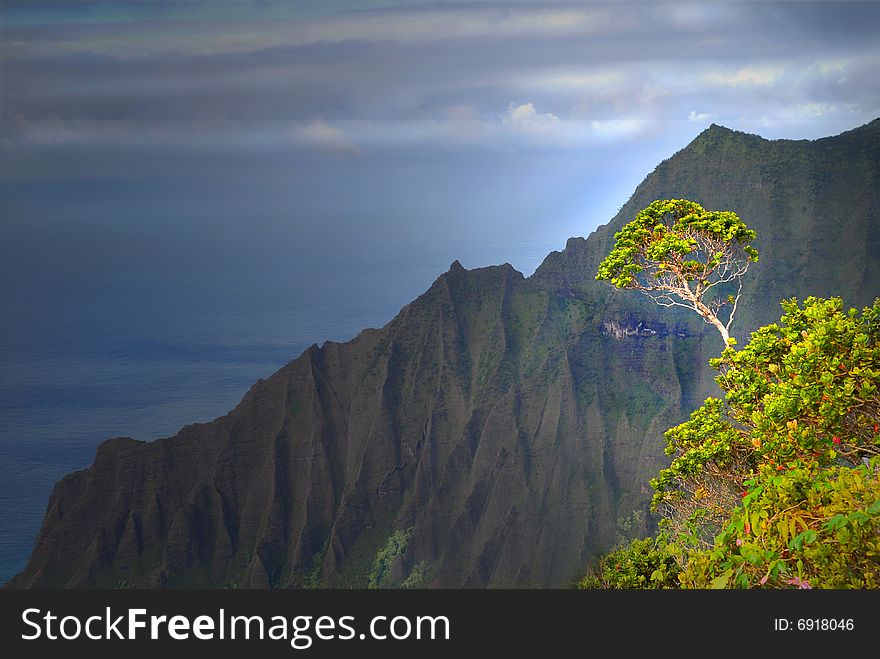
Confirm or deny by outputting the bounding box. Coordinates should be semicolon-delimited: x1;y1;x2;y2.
724;278;745;332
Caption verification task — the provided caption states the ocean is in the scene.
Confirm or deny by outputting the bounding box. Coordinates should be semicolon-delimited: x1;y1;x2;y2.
0;161;587;583
0;126;667;583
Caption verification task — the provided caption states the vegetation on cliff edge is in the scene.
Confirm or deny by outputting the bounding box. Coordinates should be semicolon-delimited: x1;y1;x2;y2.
580;297;880;588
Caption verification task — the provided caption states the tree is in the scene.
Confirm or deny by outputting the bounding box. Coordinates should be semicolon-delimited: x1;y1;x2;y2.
596;199;758;345
580;297;880;589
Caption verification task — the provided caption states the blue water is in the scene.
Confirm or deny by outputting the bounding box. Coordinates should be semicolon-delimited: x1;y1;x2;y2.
0;151;603;583
0;238;560;584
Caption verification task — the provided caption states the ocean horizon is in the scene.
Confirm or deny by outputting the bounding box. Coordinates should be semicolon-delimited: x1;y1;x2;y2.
0;212;561;583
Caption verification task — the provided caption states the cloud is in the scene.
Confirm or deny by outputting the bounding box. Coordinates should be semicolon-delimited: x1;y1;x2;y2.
441;105;480;121
294;120;365;156
1;118;370;156
815;58;850;77
661;2;741;29
704;65;784;88
791;102;838;119
589;119;654;141
3;5;624;58
502;102;560;136
3;1;879;156
2;118;89;146
519;69;625;94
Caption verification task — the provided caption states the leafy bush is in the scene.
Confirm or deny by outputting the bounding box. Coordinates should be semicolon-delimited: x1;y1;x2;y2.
578;535;679;589
682;461;880;589
368;528;413;589
401;561;435;589
584;297;880;589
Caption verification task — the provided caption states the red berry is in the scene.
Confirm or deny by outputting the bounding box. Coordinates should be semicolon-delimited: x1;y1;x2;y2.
741;491;748;498
776;464;784;471
832;436;841;445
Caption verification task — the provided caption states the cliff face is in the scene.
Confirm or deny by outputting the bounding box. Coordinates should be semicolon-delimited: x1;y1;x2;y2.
11;120;880;588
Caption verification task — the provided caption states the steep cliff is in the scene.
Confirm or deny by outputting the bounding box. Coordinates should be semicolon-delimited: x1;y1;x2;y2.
10;119;880;588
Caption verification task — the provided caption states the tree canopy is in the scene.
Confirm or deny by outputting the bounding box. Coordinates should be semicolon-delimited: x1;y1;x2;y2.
581;297;880;589
596;199;758;344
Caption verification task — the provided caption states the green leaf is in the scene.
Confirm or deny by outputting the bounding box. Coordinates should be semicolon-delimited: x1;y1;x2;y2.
710;568;733;589
867;500;880;516
750;511;762;536
789;529;817;550
824;513;848;531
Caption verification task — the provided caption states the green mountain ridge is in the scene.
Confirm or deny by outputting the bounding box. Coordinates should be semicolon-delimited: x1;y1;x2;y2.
8;119;880;588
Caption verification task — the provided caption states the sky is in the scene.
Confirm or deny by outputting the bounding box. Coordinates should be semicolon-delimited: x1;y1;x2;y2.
1;1;879;325
2;0;880;294
3;2;879;211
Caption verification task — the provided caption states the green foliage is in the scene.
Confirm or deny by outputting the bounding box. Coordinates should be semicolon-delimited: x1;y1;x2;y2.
651;396;746;511
589;297;880;589
713;297;880;468
614;509;648;545
400;561;435;589
304;551;323;589
578;534;679;589
596;199;758;343
682;460;880;589
655;297;880;511
596;199;757;289
368;528;413;589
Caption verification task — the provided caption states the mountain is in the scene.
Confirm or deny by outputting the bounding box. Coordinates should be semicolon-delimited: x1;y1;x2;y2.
9;119;880;588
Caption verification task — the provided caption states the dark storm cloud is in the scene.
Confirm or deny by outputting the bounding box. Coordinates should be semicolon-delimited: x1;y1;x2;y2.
2;1;879;150
2;0;877;275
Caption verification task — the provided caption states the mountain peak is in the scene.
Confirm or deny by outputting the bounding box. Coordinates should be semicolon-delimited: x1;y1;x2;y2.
694;122;760;143
697;123;736;137
449;259;465;272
